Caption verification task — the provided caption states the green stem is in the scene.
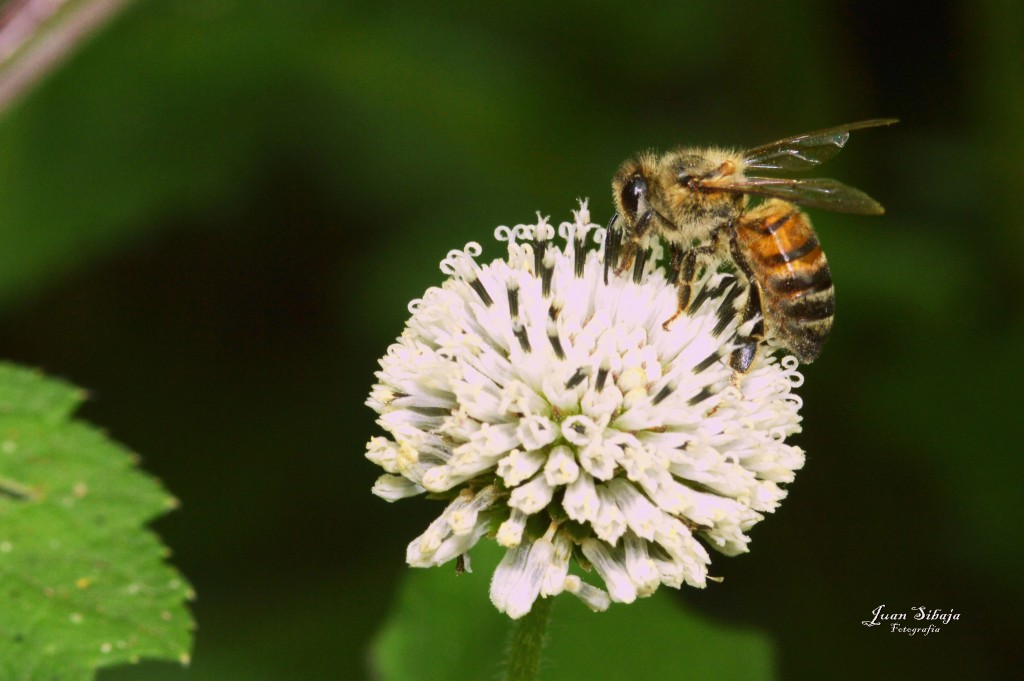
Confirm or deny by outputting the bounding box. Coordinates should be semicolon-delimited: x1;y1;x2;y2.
503;597;554;681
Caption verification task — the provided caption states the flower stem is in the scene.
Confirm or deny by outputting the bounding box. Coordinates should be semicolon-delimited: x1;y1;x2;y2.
503;597;554;681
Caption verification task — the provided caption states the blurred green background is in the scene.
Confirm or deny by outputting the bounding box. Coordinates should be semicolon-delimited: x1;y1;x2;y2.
0;0;1020;679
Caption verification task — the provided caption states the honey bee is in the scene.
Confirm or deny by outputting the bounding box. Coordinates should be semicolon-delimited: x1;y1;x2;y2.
606;118;897;371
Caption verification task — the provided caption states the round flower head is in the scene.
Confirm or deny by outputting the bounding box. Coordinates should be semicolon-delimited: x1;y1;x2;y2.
365;200;805;618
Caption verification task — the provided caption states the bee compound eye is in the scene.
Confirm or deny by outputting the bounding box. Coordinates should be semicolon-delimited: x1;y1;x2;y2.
619;176;646;218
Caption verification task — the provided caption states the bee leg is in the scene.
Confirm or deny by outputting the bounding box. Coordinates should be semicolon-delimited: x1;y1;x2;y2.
614;241;637;278
631;245;652;284
662;224;729;330
667;244;683;285
603;213;621;284
661;248;704;330
630;210;656;284
727;232;765;373
614;209;654;278
729;282;765;373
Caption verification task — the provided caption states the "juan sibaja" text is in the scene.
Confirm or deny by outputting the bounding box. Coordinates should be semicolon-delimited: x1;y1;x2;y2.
861;605;960;635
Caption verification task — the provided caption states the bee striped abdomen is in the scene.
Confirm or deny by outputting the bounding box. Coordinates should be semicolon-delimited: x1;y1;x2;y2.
736;200;834;363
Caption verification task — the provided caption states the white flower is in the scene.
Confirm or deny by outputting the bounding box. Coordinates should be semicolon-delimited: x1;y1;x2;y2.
365;200;805;618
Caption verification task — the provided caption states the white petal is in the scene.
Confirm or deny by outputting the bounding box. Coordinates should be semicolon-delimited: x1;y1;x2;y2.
564;575;611;612
471;422;519;456
496;449;546;486
365;437;401;473
516;414;559;450
406;492;473;563
581;539;637;604
578;441;618;480
371;474;424;502
561;415;601;447
604;479;663;540
508;474;556;514
623;532;661;597
491;539;555;618
490;543;530;612
420;465;477;493
496;509;528;547
562;472;600;523
541;531;573;596
499;380;548;417
447;486;500;535
414;517;490;567
543;445;580;486
593;485;627;544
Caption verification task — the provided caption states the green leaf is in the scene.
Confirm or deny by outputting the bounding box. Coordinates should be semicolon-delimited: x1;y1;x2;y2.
0;363;193;680
371;540;774;681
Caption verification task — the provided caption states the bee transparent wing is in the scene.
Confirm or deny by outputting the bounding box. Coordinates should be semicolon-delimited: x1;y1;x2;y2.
716;177;886;214
742;118;898;172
